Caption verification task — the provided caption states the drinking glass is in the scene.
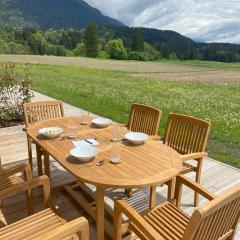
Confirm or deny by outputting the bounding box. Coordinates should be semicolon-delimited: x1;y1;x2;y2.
111;142;121;162
68;120;77;139
112;123;121;142
81;111;90;125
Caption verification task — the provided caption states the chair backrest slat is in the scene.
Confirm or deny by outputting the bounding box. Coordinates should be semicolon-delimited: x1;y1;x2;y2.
127;104;162;136
163;113;210;154
183;185;240;240
23;101;64;127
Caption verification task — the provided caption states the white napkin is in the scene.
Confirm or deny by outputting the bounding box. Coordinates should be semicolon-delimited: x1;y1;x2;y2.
72;139;99;147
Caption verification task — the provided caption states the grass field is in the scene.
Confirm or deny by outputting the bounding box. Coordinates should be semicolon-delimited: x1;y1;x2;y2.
10;60;239;167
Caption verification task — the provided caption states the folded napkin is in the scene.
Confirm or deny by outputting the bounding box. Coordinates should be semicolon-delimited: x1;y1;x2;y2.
72;139;99;148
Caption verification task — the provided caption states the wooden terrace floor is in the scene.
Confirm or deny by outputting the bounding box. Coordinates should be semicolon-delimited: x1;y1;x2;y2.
0;92;240;239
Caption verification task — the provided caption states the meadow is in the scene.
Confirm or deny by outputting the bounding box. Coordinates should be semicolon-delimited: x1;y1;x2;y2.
12;61;240;167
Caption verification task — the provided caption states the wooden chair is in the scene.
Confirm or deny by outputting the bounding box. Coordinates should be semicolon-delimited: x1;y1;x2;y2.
127;103;162;137
114;175;240;240
0;157;33;215
162;113;210;206
0;175;89;240
126;103;162;197
23;100;64;176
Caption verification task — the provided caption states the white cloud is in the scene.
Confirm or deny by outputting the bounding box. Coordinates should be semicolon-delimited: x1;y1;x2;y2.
85;0;240;43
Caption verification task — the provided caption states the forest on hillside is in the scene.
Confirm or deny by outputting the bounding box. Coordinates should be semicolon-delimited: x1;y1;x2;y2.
0;24;240;62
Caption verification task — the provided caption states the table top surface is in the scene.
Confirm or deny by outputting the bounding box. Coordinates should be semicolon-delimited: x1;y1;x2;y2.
27;116;182;188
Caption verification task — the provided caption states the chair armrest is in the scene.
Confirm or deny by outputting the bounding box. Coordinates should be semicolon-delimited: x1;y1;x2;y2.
114;200;164;240
0;162;32;181
174;175;216;207
0;175;50;204
33;217;89;240
181;152;208;162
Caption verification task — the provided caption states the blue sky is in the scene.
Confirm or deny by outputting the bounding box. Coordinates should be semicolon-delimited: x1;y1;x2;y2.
85;0;240;43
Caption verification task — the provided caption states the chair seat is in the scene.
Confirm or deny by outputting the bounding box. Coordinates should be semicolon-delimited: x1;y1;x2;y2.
0;175;23;191
142;202;190;240
0;208;79;240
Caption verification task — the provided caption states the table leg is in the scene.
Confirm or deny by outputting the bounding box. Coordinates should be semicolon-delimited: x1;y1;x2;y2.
36;145;43;176
150;185;156;209
96;186;105;240
167;178;176;200
44;152;50;178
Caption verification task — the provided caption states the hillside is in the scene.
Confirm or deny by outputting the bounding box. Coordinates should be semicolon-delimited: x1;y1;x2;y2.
0;0;124;28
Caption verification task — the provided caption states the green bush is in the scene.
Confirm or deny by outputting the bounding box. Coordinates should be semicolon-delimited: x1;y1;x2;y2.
0;64;33;127
98;50;110;59
169;52;177;60
143;42;160;61
128;51;146;61
105;38;127;60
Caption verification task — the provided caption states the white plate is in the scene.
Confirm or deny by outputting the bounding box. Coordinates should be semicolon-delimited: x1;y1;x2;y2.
39;127;64;139
92;118;112;128
70;146;99;162
124;132;149;145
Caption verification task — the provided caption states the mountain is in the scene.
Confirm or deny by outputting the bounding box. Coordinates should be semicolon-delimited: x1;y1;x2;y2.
0;0;124;28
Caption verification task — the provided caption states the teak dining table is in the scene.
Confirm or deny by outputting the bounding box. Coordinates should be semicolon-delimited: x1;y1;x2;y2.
26;116;182;240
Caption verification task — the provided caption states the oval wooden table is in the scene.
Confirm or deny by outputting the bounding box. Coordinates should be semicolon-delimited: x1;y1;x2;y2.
27;116;182;240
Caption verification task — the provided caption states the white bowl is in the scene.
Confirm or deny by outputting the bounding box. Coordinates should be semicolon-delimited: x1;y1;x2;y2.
70;146;99;162
124;132;149;145
39;127;64;139
92;118;112;128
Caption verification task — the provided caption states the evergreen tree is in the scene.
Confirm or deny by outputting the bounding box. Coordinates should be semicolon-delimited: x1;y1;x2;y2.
131;28;144;52
84;22;98;57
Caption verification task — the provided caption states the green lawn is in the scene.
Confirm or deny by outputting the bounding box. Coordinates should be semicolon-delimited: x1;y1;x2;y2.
17;63;240;167
171;60;240;70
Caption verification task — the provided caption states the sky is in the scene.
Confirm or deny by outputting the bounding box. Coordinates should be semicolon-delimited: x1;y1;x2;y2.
85;0;240;43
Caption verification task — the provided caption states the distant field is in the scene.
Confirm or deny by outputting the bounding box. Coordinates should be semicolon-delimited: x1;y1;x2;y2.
11;62;240;167
0;54;209;72
1;54;240;84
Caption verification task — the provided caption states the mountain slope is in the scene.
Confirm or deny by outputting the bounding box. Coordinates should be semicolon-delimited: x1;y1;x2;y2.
0;0;124;28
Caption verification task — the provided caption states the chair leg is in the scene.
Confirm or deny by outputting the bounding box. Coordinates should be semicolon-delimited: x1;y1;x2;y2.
36;145;43;176
44;152;50;178
194;158;203;207
125;189;133;198
27;137;33;167
27;189;34;215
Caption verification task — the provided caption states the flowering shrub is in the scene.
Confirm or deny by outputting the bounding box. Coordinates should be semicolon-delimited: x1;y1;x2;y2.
0;64;33;127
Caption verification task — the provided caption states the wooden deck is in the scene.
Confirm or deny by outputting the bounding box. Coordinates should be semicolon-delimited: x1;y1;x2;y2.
0;92;240;239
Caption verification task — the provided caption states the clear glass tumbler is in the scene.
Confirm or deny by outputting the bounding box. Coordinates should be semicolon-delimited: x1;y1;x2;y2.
112;123;121;142
111;142;121;162
81;111;90;125
68;120;77;139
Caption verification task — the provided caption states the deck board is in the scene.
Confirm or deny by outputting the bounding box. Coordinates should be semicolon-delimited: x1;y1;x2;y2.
0;92;239;239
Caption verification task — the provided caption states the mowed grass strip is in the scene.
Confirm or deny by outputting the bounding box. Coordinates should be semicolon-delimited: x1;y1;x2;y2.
17;64;240;167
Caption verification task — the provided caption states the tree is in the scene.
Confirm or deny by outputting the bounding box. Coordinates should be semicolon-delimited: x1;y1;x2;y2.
84;22;99;57
105;38;127;60
74;43;86;56
28;32;47;55
132;28;144;52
